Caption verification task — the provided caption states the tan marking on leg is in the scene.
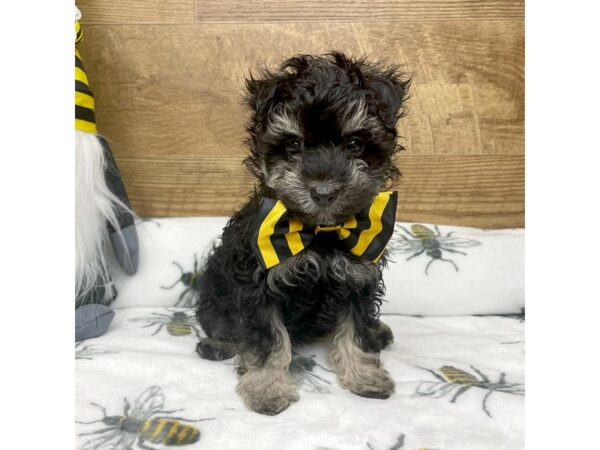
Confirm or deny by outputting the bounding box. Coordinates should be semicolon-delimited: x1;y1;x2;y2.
330;315;395;399
236;312;299;415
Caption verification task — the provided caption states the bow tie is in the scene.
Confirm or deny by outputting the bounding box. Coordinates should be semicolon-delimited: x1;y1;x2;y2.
251;192;398;269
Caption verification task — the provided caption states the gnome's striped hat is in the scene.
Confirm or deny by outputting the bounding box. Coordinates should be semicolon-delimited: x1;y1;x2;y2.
75;19;97;134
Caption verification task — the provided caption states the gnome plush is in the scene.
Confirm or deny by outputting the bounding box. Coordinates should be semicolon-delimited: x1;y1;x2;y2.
75;8;139;340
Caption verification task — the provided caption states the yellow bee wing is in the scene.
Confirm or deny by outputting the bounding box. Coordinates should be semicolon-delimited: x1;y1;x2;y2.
411;224;436;239
131;386;165;420
439;366;479;384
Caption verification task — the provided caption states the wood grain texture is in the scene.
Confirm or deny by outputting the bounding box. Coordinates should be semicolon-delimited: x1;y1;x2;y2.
196;0;524;23
75;1;524;228
115;154;524;228
81;21;523;158
77;0;195;24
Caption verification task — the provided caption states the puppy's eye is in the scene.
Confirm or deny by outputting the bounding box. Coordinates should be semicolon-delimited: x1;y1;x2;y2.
345;137;363;155
286;137;303;154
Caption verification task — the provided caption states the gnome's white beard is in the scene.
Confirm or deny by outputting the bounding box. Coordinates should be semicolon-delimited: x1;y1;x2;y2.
75;131;128;301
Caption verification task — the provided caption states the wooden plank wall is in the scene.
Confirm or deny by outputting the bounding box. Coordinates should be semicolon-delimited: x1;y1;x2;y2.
77;0;524;228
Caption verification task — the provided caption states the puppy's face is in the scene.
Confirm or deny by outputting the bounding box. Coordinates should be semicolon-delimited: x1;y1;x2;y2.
245;53;410;226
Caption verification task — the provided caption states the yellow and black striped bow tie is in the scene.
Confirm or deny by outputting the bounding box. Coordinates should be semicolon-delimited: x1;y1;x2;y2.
75;19;97;133
251;191;398;269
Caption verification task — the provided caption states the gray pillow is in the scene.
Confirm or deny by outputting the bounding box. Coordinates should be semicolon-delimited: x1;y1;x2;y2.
75;304;115;341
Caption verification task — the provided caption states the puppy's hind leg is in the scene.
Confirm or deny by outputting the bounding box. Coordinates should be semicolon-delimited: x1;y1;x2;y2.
236;310;299;415
330;313;395;399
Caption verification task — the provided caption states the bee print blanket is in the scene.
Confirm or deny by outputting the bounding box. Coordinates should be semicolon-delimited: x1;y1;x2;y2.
76;308;524;450
109;218;524;315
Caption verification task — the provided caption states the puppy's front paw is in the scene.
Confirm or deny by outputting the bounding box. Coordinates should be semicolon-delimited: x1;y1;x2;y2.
236;369;299;415
348;366;395;399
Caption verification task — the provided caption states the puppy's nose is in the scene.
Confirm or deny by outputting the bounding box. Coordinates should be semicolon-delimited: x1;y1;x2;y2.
310;186;339;207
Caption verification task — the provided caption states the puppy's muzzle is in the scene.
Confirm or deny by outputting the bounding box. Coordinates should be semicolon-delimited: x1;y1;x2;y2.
302;147;351;208
310;184;339;207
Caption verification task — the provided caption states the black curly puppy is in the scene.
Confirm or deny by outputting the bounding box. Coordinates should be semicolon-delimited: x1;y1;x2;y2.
195;52;410;415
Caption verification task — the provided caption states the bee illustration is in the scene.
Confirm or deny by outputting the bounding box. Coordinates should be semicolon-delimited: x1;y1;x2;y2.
78;386;214;450
289;353;335;394
75;342;117;360
390;224;481;275
162;255;202;307
414;365;524;417
131;308;202;338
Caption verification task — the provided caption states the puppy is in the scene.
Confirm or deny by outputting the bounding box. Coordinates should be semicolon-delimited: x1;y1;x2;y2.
195;52;410;415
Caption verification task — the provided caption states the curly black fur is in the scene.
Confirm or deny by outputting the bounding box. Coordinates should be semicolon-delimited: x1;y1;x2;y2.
195;52;410;403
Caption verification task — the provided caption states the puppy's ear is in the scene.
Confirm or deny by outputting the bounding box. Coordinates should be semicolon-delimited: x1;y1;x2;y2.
244;71;279;121
365;66;412;132
245;55;313;120
328;51;367;88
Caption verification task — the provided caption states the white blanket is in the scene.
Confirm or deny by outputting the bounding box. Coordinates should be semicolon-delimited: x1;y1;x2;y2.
109;218;524;315
76;307;524;450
